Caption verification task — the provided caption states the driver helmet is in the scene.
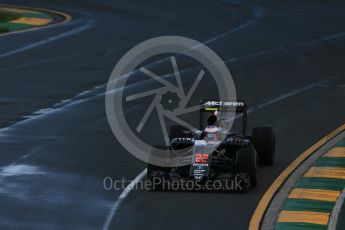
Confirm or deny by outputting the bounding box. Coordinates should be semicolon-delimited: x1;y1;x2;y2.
204;113;220;141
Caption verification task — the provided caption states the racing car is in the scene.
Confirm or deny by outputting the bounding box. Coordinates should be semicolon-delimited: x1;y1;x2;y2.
147;100;275;191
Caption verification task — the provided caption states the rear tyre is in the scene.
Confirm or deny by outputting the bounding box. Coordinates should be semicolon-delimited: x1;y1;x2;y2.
252;127;275;166
237;145;257;188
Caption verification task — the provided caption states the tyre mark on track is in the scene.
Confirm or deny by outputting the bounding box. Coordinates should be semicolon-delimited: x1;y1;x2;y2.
0;0;265;135
2;27;343;142
0;19;94;59
202;4;265;45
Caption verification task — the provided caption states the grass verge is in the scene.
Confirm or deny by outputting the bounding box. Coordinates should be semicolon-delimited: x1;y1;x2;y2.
0;9;21;33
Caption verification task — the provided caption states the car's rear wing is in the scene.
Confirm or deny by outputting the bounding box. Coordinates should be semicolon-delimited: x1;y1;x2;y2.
200;100;247;135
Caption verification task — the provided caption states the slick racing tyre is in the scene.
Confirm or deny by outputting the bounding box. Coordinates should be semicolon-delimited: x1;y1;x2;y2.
252;127;275;166
237;145;257;188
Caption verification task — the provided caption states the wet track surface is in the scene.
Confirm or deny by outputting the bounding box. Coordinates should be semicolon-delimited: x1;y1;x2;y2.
0;0;345;229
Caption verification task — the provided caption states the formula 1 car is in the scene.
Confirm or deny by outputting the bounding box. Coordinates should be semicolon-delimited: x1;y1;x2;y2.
147;100;275;191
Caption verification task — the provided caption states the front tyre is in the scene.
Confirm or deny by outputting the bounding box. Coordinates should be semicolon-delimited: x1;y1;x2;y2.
236;145;257;188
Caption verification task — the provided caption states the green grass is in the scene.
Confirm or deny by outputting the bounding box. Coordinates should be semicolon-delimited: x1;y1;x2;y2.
0;9;20;22
283;198;335;213
276;222;327;230
0;9;21;34
0;27;9;33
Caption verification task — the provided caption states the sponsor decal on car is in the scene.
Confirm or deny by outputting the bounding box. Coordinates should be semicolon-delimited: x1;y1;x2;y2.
204;101;244;107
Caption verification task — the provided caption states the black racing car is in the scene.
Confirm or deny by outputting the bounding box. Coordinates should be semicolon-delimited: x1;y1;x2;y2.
147;100;275;191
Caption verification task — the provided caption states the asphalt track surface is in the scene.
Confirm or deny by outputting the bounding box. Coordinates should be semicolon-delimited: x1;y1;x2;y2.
0;0;345;229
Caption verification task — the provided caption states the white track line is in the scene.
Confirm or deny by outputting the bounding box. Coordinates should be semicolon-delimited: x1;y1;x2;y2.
0;19;94;59
328;188;345;230
102;169;147;230
246;82;322;114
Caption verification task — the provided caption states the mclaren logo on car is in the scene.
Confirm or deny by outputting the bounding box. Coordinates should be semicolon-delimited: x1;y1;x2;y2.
204;101;245;107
